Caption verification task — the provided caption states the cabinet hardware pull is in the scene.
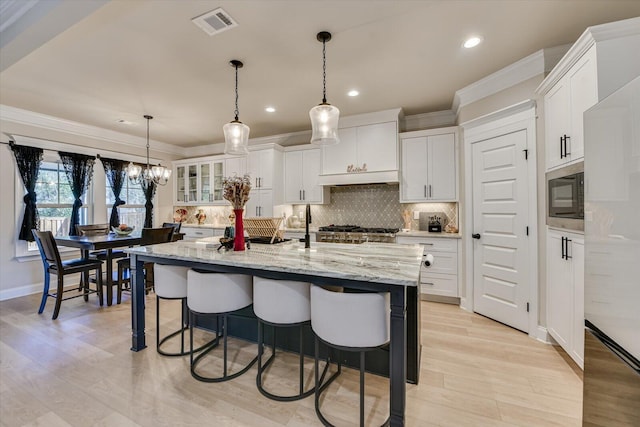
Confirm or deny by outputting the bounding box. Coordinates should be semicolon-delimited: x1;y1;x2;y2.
299;190;302;201
424;282;434;286
424;185;427;198
565;238;572;259
303;190;306;200
472;233;481;239
561;236;566;260
429;184;432;198
420;243;434;246
560;135;565;159
564;135;570;156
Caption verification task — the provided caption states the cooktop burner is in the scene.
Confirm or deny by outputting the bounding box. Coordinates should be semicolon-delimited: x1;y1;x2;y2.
318;225;400;234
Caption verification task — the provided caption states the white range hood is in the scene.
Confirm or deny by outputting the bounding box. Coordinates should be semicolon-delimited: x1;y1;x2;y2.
317;170;399;186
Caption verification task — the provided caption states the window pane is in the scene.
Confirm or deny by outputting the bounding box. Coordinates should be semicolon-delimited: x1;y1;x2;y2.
37;207;87;236
59;182;75;204
36;169;59;204
128;185;146;205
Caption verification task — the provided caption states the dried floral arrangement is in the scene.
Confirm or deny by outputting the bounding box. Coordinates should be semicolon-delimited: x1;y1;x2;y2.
223;174;252;209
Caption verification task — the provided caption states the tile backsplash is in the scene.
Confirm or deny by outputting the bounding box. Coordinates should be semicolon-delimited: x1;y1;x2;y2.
173;184;458;231
293;184;458;230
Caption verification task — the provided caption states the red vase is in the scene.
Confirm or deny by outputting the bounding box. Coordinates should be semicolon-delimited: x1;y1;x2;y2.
233;208;245;251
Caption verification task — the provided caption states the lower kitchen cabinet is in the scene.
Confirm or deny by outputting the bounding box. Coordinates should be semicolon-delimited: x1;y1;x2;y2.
182;226;223;241
546;228;584;368
396;235;460;298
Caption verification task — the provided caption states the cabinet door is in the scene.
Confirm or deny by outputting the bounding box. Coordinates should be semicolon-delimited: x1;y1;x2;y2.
568;47;597;163
175;165;187;204
225;157;247;179
302;149;323;203
212;160;225;202
253;149;274;188
547;231;574;351
245;193;258;217
428;133;456;200
187;164;198;203
357;122;397;172
284;151;303;203
571;238;585;368
545;80;571;170
401;137;428;201
322;126;357;175
199;162;212;203
259;189;273;217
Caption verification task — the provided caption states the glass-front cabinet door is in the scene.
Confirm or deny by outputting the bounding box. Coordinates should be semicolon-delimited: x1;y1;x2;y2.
175;165;186;204
187;164;198;203
200;162;211;203
212;160;224;202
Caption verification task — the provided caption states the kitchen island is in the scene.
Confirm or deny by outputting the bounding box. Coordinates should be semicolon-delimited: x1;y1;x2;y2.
125;238;422;427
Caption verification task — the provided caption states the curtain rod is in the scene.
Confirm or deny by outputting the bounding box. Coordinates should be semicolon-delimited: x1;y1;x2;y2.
1;133;161;164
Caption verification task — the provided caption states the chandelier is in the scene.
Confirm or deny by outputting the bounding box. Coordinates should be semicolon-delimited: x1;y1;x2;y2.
127;115;171;186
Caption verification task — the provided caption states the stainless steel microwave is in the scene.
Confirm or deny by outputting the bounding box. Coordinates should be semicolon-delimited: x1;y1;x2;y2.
546;162;584;231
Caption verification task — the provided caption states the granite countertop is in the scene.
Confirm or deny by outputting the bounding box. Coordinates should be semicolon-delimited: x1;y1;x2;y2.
125;238;422;287
397;230;462;239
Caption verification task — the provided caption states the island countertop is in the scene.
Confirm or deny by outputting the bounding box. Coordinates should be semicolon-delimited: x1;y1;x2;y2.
125;238;423;287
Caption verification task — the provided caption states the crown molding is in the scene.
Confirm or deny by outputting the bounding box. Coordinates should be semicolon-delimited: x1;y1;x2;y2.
459;99;536;133
536;17;640;95
0;104;184;155
452;45;569;115
402;110;456;132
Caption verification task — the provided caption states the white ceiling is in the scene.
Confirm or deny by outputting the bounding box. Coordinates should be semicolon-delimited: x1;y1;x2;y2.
1;0;639;148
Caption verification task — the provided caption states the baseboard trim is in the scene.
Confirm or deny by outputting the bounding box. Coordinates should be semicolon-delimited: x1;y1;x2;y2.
536;326;554;344
0;282;43;301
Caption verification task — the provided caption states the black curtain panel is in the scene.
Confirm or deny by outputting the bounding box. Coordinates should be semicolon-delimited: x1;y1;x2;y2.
59;151;95;236
141;177;156;228
100;157;128;228
10;143;44;241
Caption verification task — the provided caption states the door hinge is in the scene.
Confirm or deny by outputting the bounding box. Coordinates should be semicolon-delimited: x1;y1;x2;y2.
526;226;529;236
526;302;530;313
523;149;528;160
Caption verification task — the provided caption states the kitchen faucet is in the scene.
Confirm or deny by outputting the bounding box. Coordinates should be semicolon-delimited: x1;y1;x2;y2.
304;203;311;248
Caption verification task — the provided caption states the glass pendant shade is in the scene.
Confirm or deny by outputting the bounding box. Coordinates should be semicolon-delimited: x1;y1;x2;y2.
310;103;340;146
127;162;142;184
224;120;250;155
152;164;171;185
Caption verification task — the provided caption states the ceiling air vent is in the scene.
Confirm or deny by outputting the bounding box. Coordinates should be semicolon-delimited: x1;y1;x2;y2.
191;7;237;36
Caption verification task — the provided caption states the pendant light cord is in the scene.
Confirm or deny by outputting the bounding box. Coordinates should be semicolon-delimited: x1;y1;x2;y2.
234;64;240;121
322;38;327;103
145;115;151;169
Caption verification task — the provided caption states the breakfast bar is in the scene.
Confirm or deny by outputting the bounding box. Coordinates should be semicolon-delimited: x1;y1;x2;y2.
125;238;422;426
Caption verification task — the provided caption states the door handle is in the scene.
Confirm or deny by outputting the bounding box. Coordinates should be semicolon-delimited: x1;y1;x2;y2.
424;185;427;198
560;135;565;159
303;190;306;200
429;184;432;198
565;238;572;259
472;233;481;239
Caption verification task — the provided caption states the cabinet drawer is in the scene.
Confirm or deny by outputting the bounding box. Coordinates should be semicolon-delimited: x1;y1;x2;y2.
182;227;215;240
420;273;457;297
421;251;457;275
398;236;457;252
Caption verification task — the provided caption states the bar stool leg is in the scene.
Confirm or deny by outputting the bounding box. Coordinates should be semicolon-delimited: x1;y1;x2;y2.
360;351;365;427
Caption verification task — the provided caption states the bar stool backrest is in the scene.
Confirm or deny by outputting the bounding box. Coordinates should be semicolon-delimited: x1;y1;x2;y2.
32;230;63;270
76;224;110;236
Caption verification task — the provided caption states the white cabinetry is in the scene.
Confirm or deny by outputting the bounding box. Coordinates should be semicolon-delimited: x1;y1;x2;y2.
318;108;401;185
174;162;206;205
547;229;584;368
198;160;225;204
247;149;274;189
538;18;640;171
245;189;273;218
400;127;457;202
396;236;460;298
225;156;247;178
284;147;328;204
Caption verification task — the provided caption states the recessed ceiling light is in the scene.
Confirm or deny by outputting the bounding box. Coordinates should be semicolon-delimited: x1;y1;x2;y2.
463;36;482;49
265;106;276;113
116;119;135;125
347;90;359;97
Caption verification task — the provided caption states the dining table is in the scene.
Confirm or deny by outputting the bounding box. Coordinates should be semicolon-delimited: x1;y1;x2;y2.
55;232;142;306
124;237;423;427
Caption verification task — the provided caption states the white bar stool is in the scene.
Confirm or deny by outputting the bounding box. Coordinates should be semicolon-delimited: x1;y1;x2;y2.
154;264;190;356
310;284;391;427
187;270;257;382
253;277;327;401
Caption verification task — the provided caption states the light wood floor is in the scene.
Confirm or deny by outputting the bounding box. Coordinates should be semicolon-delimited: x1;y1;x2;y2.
0;291;583;426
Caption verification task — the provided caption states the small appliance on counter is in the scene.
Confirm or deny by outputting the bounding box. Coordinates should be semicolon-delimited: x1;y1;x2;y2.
418;212;448;233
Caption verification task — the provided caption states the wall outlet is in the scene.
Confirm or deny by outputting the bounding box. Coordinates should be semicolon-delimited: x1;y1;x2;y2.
413;211;420;220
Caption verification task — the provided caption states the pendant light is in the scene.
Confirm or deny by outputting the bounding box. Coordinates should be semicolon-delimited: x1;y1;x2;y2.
309;31;340;146
127;115;171;186
223;60;250;155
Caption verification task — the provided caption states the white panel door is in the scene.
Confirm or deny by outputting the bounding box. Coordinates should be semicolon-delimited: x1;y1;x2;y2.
428;133;456;200
472;129;530;332
401;137;428;201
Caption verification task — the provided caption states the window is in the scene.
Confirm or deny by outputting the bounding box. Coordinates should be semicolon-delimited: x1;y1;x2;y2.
106;180;146;231
24;161;90;252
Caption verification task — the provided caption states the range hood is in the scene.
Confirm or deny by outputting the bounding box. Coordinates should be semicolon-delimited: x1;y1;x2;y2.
317;170;399;186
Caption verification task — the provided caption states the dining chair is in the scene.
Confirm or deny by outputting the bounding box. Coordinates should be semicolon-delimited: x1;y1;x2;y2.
162;222;182;233
116;226;175;303
32;230;104;320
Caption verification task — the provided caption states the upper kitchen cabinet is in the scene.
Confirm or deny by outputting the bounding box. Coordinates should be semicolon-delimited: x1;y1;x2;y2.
198;160;225;204
319;108;402;185
247;148;275;189
537;17;640;171
400;127;458;203
284;147;329;204
174;162;200;204
225;156;247;179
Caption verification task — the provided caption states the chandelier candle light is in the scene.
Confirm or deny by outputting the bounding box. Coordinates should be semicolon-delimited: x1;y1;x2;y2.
223;174;252;251
223;60;250;156
309;31;340;146
127;115;171;186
